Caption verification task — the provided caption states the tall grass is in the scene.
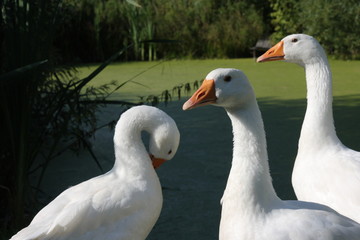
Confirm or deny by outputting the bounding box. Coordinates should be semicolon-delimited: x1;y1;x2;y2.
1;0;62;229
0;2;198;236
0;1;161;234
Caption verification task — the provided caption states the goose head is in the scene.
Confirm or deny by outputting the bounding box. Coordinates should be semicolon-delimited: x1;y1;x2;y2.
257;34;326;66
115;105;180;169
148;115;180;168
182;68;255;111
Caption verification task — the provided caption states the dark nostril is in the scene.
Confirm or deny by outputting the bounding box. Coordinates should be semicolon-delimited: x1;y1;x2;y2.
197;92;205;99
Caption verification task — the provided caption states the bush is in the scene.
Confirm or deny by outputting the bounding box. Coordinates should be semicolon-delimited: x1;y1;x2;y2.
269;0;360;59
0;0;133;233
50;0;269;62
300;0;360;59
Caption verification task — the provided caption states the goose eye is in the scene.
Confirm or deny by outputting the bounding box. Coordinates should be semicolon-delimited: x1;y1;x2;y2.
224;76;232;82
168;150;172;155
291;38;298;43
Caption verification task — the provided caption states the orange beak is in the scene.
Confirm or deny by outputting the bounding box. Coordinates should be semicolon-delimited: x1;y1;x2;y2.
182;79;217;110
257;40;285;63
150;154;166;169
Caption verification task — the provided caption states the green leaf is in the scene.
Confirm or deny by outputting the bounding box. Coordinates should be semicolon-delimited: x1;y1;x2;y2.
126;0;142;8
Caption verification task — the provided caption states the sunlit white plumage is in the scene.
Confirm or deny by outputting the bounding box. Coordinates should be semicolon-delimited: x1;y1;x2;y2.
183;68;360;239
258;34;360;223
11;105;180;240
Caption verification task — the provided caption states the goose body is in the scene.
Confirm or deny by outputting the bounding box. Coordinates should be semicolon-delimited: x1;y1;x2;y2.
257;34;360;223
183;68;360;239
11;105;180;240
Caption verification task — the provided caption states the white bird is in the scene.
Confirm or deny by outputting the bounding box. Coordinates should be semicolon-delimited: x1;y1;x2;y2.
11;105;180;240
257;33;360;223
183;68;360;240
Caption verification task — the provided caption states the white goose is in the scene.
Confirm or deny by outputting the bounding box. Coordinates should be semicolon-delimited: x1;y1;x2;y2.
183;68;360;240
257;34;360;223
11;105;180;240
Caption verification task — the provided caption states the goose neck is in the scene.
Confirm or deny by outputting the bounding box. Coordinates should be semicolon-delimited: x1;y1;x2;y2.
305;58;332;105
301;57;338;147
222;102;279;211
112;111;156;175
